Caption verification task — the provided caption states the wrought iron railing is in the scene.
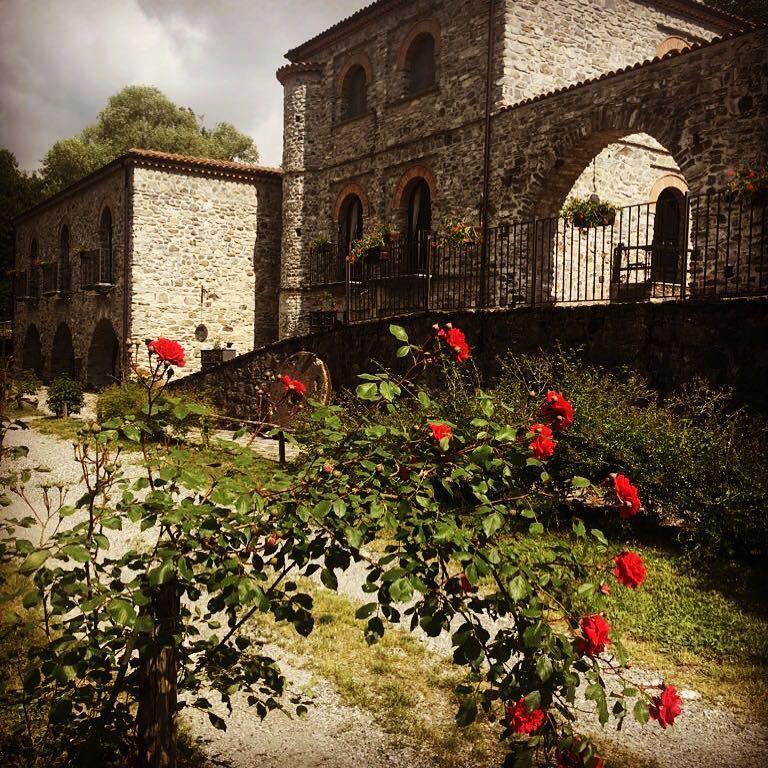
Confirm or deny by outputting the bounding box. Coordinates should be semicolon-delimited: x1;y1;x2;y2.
307;189;767;323
41;261;72;295
80;247;114;289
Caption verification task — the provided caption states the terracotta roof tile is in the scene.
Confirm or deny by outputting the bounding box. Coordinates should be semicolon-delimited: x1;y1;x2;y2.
275;61;324;84
126;148;282;179
284;0;750;61
499;25;765;114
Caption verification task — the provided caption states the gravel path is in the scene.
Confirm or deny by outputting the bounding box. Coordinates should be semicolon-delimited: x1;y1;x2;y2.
3;420;768;768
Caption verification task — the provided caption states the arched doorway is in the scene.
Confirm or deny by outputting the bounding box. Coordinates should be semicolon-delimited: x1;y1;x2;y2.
652;188;685;284
338;194;364;259
21;324;43;377
50;323;76;379
406;178;432;273
87;319;120;388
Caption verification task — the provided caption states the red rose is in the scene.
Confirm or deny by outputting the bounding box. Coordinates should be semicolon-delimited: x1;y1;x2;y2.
650;684;682;729
148;338;185;367
541;390;574;431
529;422;553;438
577;614;611;657
505;696;546;734
530;434;557;460
726;169;736;178
429;423;452;443
281;375;306;397
613;550;646;589
746;182;756;192
266;533;280;549
613;474;641;519
458;572;473;593
438;326;471;363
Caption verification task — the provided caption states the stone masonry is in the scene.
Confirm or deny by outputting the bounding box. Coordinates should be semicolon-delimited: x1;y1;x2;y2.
276;0;749;335
13;151;282;383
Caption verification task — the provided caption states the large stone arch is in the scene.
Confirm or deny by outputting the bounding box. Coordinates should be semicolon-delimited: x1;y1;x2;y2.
87;318;120;389
21;324;43;377
50;322;76;380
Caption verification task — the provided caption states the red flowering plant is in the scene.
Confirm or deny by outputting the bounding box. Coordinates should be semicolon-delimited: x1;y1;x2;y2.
292;323;679;767
727;166;768;201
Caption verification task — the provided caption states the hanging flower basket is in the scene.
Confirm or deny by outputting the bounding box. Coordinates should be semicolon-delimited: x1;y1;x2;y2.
562;197;619;229
348;224;398;264
727;167;768;205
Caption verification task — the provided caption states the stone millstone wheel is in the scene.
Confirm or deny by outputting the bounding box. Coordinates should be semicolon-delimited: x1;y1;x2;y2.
268;351;332;427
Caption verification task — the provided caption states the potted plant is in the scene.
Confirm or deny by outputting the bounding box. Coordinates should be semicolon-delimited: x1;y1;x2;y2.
561;196;619;229
439;219;481;248
727;166;768;205
348;223;398;264
309;233;331;253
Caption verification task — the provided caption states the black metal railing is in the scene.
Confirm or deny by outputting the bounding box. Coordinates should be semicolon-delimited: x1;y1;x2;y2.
307;189;767;323
14;269;40;301
41;261;72;295
80;247;114;288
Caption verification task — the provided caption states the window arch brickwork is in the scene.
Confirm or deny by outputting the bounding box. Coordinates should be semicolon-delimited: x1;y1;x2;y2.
392;165;437;211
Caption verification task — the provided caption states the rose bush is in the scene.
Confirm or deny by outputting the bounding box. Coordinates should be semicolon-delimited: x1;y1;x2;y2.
0;327;681;767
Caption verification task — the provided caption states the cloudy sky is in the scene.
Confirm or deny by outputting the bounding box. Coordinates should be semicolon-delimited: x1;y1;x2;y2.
0;0;371;171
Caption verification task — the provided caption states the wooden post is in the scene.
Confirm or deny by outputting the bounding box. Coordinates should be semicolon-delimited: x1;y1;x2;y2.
138;583;179;768
278;431;286;466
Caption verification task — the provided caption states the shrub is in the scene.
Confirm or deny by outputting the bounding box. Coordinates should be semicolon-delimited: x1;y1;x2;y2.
494;349;768;561
96;381;147;422
10;368;41;407
46;376;84;417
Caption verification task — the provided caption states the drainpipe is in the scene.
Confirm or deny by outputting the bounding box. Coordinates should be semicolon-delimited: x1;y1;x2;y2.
121;161;133;381
479;0;496;309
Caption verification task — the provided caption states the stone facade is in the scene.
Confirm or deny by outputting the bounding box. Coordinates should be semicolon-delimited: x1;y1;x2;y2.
276;0;749;335
13;152;282;384
13;167;128;385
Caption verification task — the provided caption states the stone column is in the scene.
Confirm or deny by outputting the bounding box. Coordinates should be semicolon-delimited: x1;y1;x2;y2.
277;62;324;339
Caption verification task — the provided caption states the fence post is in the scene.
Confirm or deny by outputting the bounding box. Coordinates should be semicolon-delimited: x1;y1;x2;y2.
344;254;351;325
680;192;690;302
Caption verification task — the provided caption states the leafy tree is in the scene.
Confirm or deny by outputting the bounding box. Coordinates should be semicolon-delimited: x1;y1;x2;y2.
0;150;42;318
40;86;259;195
702;0;768;23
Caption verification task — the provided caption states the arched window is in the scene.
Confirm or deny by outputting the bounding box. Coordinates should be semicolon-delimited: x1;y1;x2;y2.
341;65;368;120
652;188;684;284
656;36;690;57
99;207;113;284
407;34;436;94
406;179;431;272
338;194;364;256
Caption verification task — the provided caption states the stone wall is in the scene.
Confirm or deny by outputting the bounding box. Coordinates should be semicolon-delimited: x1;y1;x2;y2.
500;0;719;105
171;298;768;419
131;167;282;376
13;167;128;385
278;0;753;335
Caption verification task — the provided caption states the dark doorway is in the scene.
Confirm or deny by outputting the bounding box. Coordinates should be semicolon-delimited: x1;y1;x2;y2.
50;323;76;379
338;194;364;269
652;189;684;283
407;34;436;94
21;324;43;377
406;179;432;272
87;319;120;388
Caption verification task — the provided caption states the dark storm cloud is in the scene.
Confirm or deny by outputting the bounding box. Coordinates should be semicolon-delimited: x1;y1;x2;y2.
0;0;369;170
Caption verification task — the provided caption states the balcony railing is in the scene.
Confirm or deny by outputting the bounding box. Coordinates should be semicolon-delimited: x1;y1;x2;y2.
306;188;768;324
80;247;114;290
14;269;40;301
41;261;72;295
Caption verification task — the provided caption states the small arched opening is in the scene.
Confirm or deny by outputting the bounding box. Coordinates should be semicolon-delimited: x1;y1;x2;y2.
21;324;43;378
338;193;364;259
87;319;120;389
341;65;368;120
50;323;76;380
405;33;436;95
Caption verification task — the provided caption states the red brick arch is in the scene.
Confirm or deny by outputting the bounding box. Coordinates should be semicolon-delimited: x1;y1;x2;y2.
334;182;370;219
336;52;374;94
396;19;441;70
392;165;437;210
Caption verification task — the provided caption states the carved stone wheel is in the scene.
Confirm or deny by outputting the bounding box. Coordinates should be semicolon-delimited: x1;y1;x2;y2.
268;351;332;427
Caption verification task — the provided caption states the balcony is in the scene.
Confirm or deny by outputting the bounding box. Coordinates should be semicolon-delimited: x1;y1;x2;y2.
14;269;40;302
41;261;72;296
80;248;114;292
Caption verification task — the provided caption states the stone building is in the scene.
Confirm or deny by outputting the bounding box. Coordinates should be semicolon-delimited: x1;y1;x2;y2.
276;0;762;335
13;149;281;384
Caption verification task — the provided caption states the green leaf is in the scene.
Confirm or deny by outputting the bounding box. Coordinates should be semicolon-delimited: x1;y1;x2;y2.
22;590;41;609
528;521;544;536
107;598;136;627
536;655;553;682
633;699;650;725
389;577;413;603
208;712;227;731
344;526;363;550
19;549;49;574
455;697;478;727
572;519;587;538
60;544;91;563
58;505;76;518
356;383;379;401
320;568;338;590
572;476;592;488
396;345;411;358
389;324;409;342
122;424;142;443
524;690;542;711
482;511;504;537
508;574;530;601
355;603;377;620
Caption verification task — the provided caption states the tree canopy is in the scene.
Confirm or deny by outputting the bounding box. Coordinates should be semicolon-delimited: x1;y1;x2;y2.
39;85;259;195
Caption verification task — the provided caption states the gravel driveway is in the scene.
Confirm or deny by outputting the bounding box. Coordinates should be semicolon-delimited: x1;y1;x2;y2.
3;419;767;768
